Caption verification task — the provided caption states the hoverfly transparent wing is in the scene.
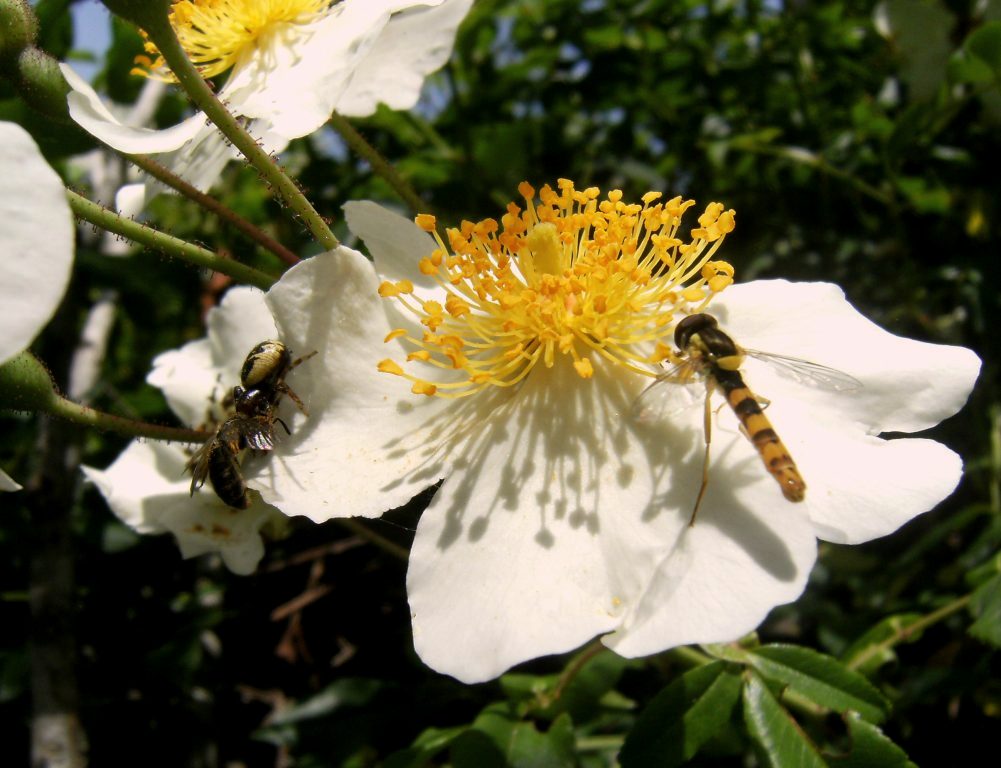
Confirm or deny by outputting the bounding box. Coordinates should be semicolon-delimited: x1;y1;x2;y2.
631;360;704;424
743;349;862;392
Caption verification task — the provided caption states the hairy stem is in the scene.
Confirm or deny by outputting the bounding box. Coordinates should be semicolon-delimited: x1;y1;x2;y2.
68;190;276;290
329;112;426;215
127;153;300;266
143;21;339;251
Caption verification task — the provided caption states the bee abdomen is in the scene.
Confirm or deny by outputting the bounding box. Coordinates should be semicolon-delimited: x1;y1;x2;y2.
208;447;249;509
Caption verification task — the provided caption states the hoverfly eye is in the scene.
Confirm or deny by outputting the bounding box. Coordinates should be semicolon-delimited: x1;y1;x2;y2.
674;313;715;350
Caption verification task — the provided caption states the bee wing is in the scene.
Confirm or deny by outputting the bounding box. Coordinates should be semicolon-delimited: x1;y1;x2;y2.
185;441;213;495
239;419;277;452
744;349;862;392
631;362;704;423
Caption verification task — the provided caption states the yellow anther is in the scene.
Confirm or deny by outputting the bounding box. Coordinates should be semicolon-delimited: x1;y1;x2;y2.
412;381;437;396
445;295;470;317
378;280;414;297
375;182;737;399
415;213;437;232
384;329;407;343
378;359;405;376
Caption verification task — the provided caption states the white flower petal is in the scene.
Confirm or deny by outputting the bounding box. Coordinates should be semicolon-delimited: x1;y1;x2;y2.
257;247;454;521
0;122;74;366
337;0;474;117
1;468;22;492
114;183;147;219
231;1;465;137
713;281;981;434
147;287;277;426
606;494;817;658
797;428;964;544
61;63;205;154
343;201;440;296
407;360;694;683
82;440;276;575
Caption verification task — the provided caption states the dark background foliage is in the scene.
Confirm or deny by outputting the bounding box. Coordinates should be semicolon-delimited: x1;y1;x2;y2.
2;0;999;765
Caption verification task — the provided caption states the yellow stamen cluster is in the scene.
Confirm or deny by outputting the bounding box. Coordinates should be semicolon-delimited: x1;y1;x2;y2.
132;0;335;80
378;180;736;398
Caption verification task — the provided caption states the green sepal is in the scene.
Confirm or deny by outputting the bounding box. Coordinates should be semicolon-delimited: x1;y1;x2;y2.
0;0;37;64
99;0;171;32
0;350;59;413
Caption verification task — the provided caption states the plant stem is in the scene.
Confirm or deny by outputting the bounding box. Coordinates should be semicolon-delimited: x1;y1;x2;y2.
328;112;426;215
127;153;300;266
550;639;609;702
48;394;208;443
67;190;276;290
846;594;973;672
143;22;339;251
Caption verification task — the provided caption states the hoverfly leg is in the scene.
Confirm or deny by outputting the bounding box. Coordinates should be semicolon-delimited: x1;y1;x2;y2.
275;416;291;436
689;381;715;527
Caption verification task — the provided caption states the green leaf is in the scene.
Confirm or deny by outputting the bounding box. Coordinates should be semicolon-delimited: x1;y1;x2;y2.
965;22;1001;76
831;712;916;768
267;679;384;725
383;726;469;768
746;645;889;724
469;705;577;768
840;614;924;675
895;176;952;214
969;572;1001;647
742;674;828;768
450;729;508;768
619;661;742;768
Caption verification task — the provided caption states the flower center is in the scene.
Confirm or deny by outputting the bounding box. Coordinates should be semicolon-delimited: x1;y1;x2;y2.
378;180;736;398
132;0;336;80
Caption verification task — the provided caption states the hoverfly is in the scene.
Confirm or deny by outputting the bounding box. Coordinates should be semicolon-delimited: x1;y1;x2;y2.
187;340;314;509
634;313;861;525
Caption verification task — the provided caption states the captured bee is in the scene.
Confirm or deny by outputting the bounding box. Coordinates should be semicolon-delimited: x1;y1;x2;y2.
187;340;314;509
635;313;860;525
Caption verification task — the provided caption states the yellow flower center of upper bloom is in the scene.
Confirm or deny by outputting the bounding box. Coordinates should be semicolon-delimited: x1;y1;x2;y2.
378;180;736;398
132;0;336;80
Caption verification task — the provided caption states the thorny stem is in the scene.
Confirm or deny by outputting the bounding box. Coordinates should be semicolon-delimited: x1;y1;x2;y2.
127;153;300;266
846;593;974;672
48;394;209;443
67;190;277;290
335;518;410;562
142;22;339;251
328;112;426;215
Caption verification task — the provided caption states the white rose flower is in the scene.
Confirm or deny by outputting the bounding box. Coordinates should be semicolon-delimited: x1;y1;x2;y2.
1;121;75;490
61;0;473;209
244;182;979;683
